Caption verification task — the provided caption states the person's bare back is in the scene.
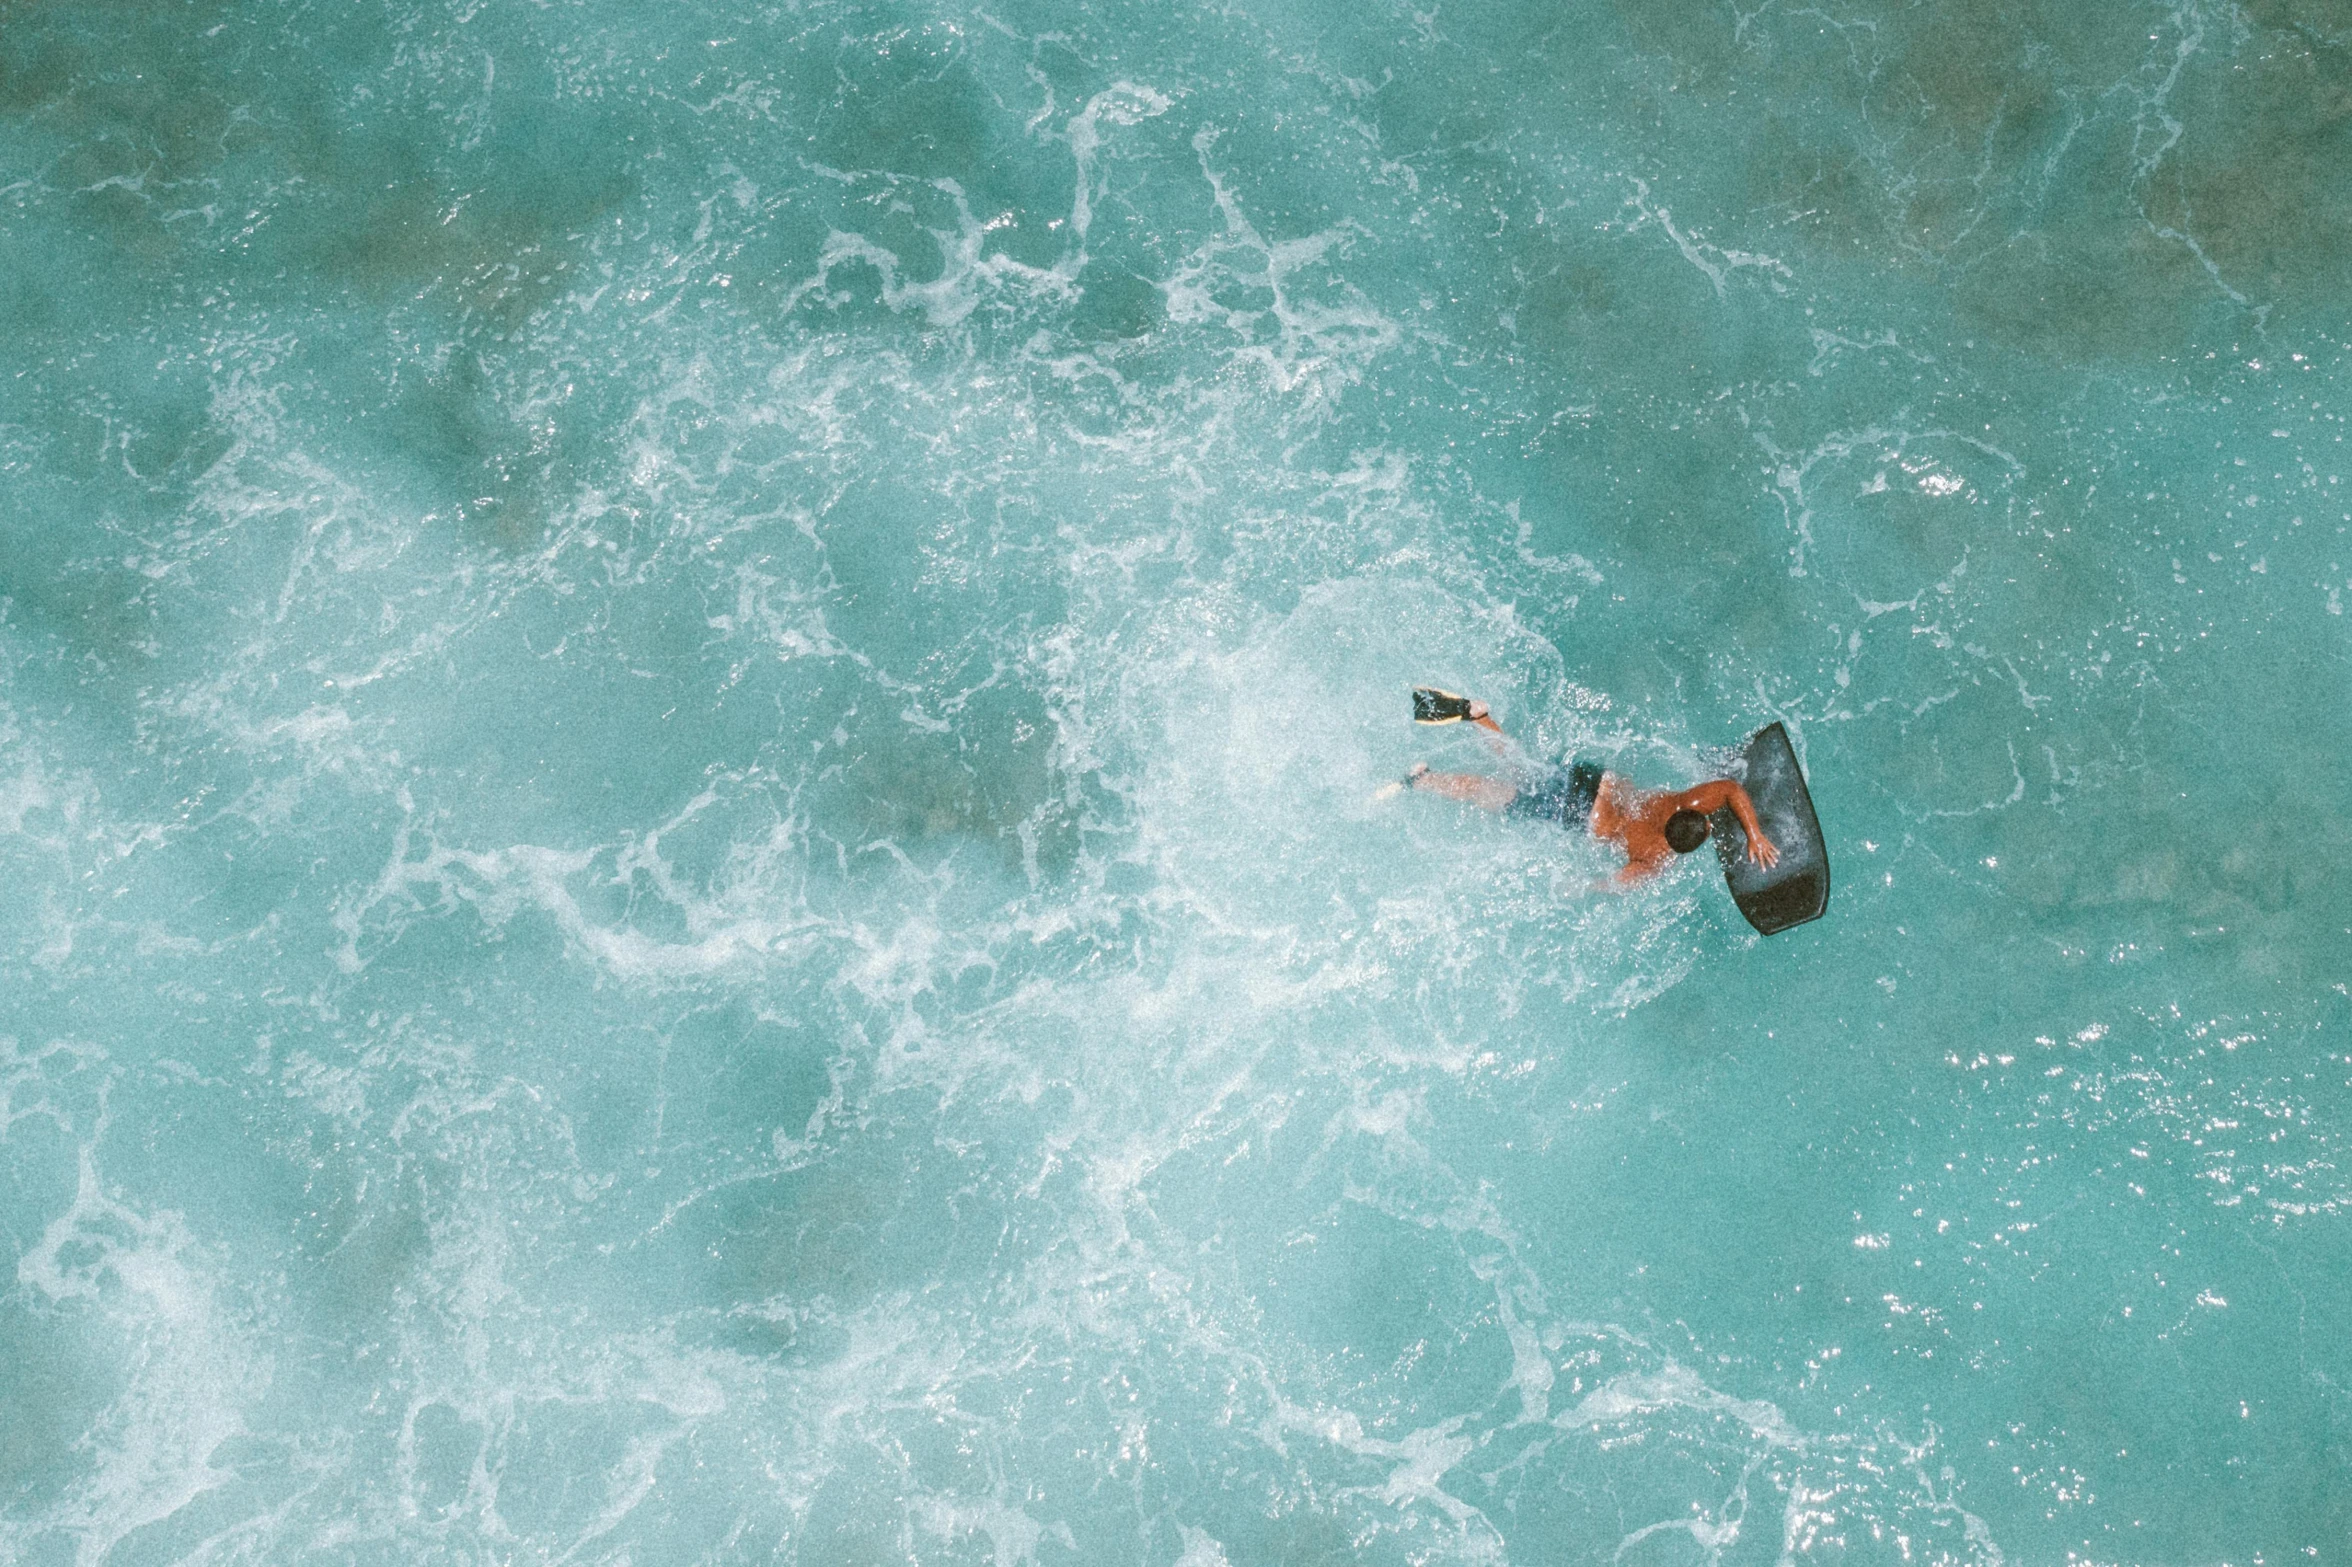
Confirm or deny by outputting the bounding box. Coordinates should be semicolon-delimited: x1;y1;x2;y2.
1591;772;1777;886
1389;691;1778;887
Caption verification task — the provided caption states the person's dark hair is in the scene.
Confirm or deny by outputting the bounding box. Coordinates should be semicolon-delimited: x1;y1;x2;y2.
1664;809;1712;855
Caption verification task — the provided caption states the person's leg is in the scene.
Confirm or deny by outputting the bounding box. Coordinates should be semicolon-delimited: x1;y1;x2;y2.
1407;763;1518;813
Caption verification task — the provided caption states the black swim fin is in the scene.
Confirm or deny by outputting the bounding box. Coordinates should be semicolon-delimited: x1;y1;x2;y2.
1412;687;1475;724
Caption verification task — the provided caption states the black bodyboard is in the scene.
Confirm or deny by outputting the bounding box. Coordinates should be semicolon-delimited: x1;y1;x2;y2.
1711;722;1828;935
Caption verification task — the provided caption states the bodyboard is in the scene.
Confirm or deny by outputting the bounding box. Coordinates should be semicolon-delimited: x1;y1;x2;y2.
1711;722;1828;935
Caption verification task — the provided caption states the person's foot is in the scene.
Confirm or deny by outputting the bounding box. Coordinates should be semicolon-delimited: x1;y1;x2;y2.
1374;762;1430;803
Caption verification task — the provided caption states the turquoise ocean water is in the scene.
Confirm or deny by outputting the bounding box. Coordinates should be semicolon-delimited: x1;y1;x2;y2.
5;0;2351;1560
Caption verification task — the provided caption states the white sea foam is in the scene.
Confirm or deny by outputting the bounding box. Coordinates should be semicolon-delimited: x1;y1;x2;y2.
10;1061;259;1567
28;0;2343;1558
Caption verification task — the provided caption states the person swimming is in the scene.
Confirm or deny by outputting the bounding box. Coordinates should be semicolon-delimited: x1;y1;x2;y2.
1386;689;1778;888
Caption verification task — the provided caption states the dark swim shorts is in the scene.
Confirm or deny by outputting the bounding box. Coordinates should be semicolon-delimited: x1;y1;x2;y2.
1507;758;1604;829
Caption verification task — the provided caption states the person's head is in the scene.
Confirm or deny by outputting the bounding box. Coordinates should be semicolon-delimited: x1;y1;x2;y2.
1664;809;1712;855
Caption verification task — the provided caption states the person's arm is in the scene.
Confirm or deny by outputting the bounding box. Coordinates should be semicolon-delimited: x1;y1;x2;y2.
1675;780;1779;868
1612;857;1666;888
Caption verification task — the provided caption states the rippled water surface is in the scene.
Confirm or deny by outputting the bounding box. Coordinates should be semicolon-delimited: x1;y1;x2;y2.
5;0;2351;1561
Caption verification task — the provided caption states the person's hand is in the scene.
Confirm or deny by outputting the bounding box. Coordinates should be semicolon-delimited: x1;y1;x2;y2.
1747;830;1780;870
